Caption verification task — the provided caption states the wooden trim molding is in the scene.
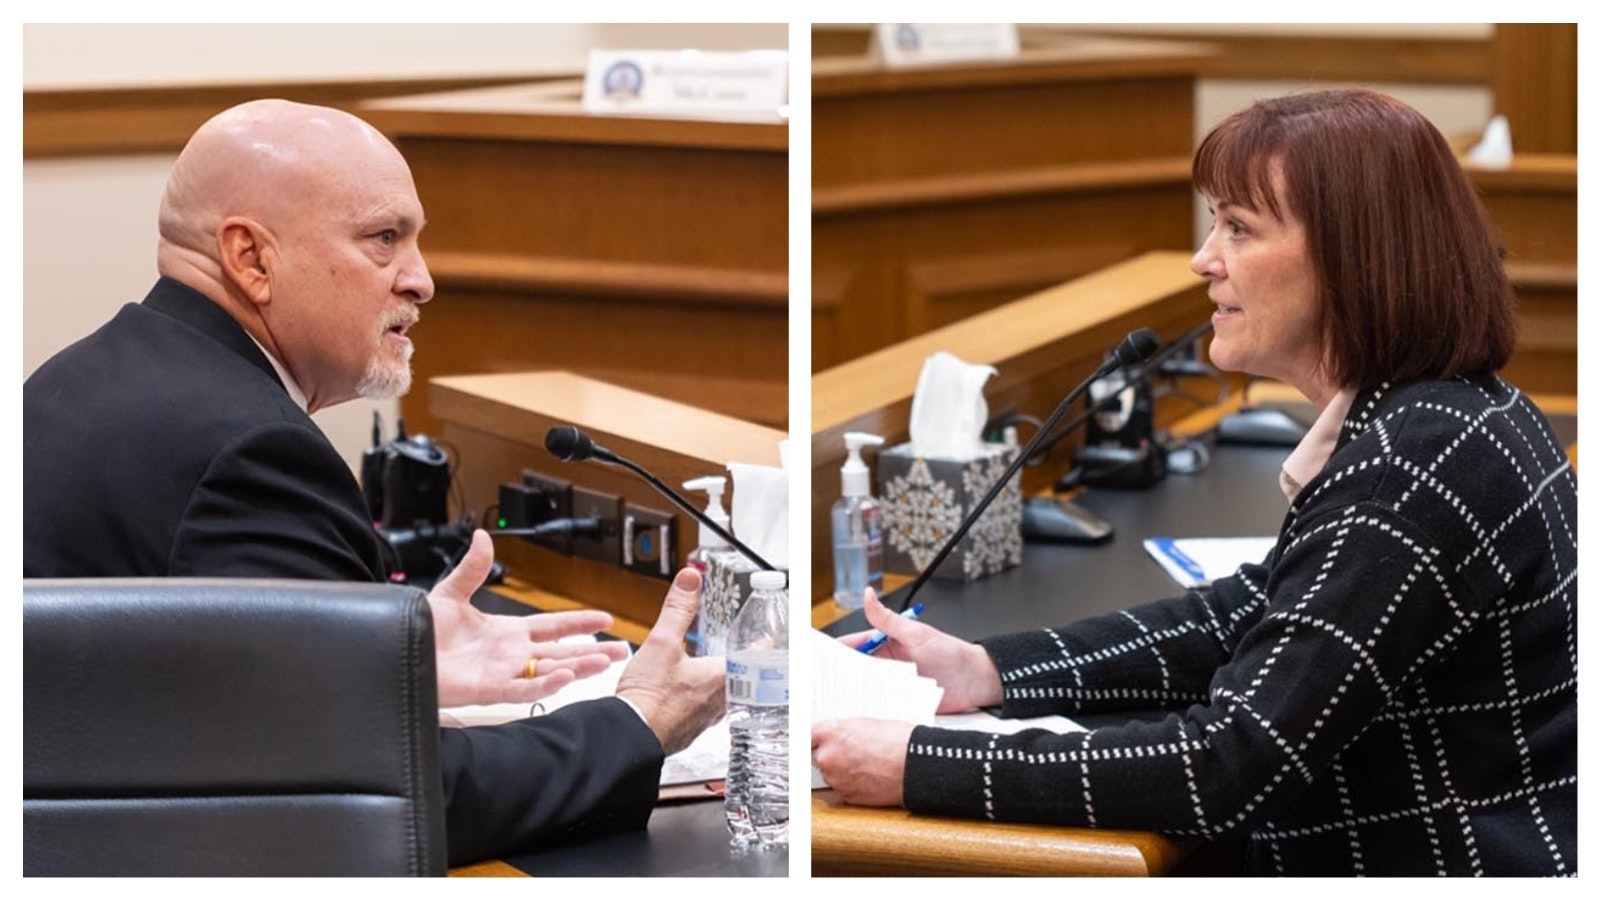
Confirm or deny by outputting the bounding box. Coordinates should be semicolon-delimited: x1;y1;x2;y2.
814;25;1493;87
1048;30;1492;84
1464;152;1578;192
1505;261;1577;290
362;81;789;154
424;250;788;307
813;157;1193;217
23;75;563;158
906;242;1136;308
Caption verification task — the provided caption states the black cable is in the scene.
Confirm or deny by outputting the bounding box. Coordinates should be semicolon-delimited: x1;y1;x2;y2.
607;454;778;572
487;517;602;539
435;439;467;523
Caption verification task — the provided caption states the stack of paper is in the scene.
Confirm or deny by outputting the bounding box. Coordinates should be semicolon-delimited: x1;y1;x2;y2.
439;640;729;788
810;628;944;787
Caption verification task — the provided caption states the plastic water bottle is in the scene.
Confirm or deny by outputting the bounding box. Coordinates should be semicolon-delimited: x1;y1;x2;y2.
724;569;789;849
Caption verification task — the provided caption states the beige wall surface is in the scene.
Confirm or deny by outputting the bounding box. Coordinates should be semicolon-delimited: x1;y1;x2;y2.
22;23;788;472
22;23;788;87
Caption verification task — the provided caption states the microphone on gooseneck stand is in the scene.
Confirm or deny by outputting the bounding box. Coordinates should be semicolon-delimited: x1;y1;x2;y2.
1025;320;1217;469
896;328;1161;612
1018;322;1216;542
544;426;779;572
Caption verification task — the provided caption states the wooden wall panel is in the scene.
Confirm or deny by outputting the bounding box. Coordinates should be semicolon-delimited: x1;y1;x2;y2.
359;82;789;437
1468;154;1577;394
813;40;1208;371
1491;24;1577;153
815;74;1197;186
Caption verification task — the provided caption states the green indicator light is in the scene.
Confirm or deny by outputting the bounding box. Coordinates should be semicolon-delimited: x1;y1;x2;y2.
497;518;508;529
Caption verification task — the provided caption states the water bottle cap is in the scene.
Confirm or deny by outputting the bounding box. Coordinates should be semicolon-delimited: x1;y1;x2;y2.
750;570;787;591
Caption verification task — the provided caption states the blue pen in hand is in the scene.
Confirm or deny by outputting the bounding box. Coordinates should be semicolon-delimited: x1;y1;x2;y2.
857;603;924;655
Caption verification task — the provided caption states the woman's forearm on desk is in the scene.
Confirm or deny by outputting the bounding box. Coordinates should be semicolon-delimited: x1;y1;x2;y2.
902;501;1477;836
977;565;1271;718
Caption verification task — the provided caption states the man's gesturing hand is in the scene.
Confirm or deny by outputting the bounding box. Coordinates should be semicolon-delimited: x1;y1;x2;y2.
427;529;628;708
616;568;726;755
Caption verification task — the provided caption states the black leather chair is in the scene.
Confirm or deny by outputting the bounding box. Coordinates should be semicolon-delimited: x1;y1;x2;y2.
23;579;448;876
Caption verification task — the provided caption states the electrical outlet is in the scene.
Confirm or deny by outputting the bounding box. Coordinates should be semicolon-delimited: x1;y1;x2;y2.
497;470;572;554
569;486;621;565
622;503;676;579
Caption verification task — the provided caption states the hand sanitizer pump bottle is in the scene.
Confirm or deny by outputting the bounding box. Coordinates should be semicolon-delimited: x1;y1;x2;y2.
831;432;886;610
682;476;733;656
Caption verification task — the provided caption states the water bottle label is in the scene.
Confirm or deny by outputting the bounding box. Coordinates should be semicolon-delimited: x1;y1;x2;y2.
726;656;788;706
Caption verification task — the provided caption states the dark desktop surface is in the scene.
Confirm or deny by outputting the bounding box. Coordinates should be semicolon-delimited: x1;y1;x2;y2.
498;800;788;877
824;440;1293;641
823;399;1576;643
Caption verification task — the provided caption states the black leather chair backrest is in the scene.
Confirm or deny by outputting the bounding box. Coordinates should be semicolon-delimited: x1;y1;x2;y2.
24;579;448;876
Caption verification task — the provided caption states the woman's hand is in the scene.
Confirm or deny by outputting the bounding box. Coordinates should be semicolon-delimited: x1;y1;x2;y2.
811;718;915;807
838;588;1004;713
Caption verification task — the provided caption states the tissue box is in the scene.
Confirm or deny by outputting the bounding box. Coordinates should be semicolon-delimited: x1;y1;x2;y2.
697;551;786;657
878;441;1023;582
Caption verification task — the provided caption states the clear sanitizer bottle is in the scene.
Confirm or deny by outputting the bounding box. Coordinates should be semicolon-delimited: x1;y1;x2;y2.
682;475;733;657
724;569;789;849
831;431;886;610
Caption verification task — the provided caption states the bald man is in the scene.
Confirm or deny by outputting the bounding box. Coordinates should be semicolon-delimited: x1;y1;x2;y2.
24;100;724;868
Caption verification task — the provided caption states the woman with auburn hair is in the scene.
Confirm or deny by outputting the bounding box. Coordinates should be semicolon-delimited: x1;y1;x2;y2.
812;89;1576;876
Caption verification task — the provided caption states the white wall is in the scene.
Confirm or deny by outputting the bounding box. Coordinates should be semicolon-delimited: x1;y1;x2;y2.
22;23;787;87
22;23;788;472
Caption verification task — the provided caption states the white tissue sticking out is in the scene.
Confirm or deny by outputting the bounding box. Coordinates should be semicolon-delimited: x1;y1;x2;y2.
1467;114;1513;169
908;351;998;459
727;460;788;569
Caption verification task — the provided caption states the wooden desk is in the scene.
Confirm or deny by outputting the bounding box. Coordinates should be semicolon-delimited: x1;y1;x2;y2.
812;791;1187;877
810;251;1210;604
360;81;788;435
430;371;785;625
1465;153;1577;394
812;37;1214;369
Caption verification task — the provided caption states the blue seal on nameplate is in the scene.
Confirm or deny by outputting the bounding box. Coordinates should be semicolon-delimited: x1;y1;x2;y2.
602;61;644;99
894;25;922;52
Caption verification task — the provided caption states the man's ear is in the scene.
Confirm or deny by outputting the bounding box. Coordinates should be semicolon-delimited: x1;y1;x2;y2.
216;217;275;307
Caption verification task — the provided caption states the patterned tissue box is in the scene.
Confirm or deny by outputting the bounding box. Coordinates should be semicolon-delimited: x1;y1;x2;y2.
878;441;1023;582
696;551;786;657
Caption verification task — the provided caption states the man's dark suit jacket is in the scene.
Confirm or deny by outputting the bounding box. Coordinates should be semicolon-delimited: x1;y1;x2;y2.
24;278;664;866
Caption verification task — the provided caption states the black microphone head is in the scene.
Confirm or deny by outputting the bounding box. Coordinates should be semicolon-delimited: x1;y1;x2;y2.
1113;328;1161;368
544;426;592;462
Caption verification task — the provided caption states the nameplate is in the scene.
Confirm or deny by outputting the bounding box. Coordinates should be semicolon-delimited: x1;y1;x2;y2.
873;23;1020;67
582;49;788;118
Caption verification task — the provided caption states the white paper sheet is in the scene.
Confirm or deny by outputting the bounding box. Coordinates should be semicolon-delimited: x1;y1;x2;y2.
438;640;729;786
1143;536;1277;588
810;628;944;788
